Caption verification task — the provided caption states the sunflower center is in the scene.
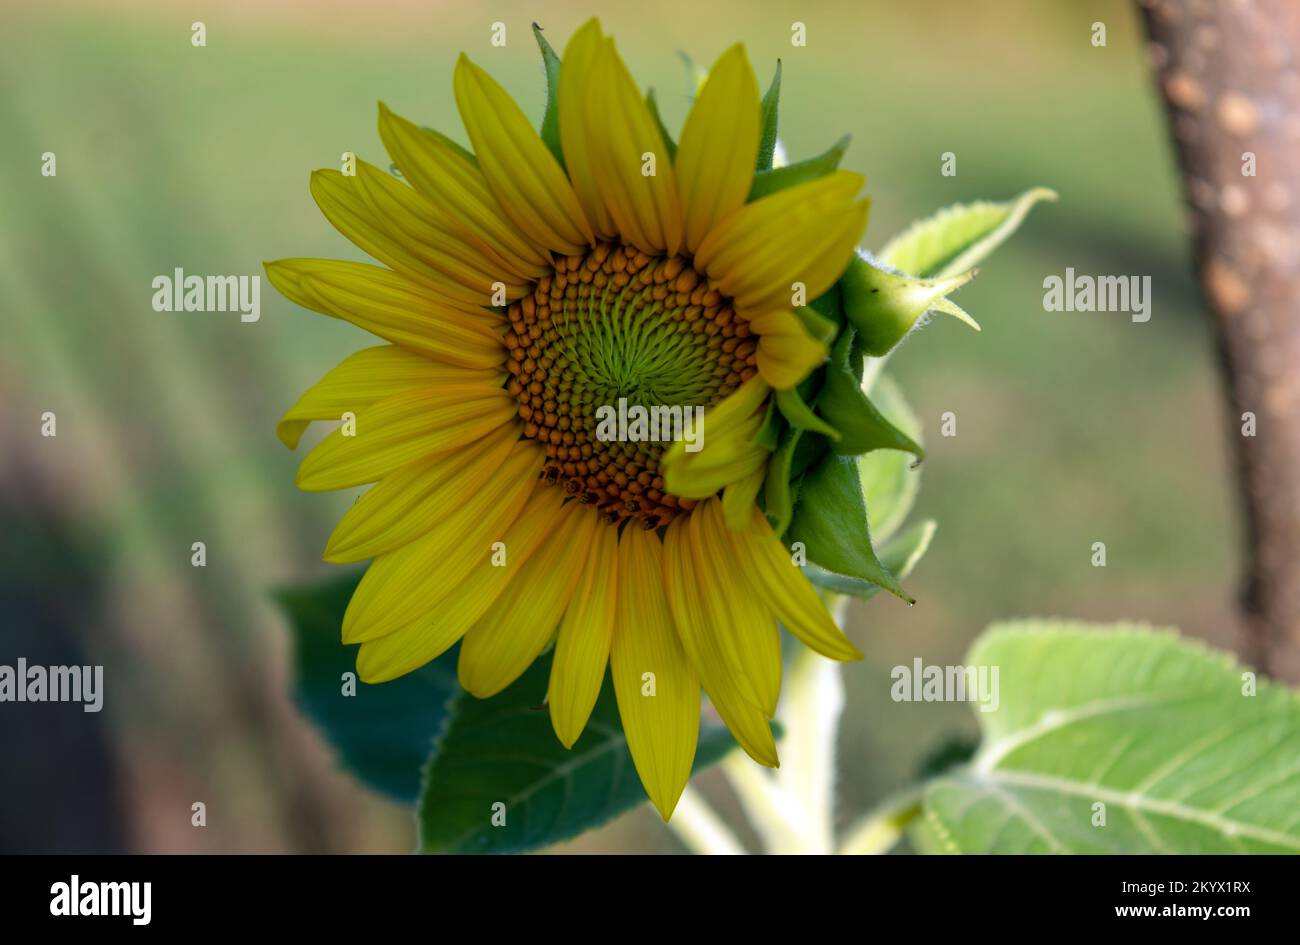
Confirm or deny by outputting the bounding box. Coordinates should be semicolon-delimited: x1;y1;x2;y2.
505;242;758;528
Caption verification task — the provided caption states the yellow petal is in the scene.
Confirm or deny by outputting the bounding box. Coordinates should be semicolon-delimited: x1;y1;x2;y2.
277;345;502;450
749;309;828;390
663;414;769;499
309;168;524;307
355;484;566;681
264;259;506;368
662;376;772;498
548;518;619;747
453;54;593;255
721;464;766;530
458;502;598;698
324;422;520;562
295;385;516;491
351;160;532;300
663;514;778;767
695;171;869;313
342;441;544;643
695;500;782;717
585;39;684;255
675;45;759;253
737;508;863;661
661;375;768;470
378;103;551;280
611;524;700;820
559;19;617;239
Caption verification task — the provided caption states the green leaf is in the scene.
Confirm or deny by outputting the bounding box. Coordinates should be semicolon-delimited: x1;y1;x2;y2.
775;387;840;440
857;375;922;543
915;622;1300;854
819;329;924;458
532;24;564;168
645;89;679;162
787;453;910;602
756;60;781;171
749;135;849;200
879;186;1057;279
418;651;738;853
278;570;460;803
840;255;978;357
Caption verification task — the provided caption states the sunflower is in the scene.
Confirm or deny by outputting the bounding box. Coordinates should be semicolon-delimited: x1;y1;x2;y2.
267;17;870;820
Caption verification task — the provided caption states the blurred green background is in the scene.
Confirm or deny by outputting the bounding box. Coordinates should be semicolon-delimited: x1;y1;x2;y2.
0;0;1238;852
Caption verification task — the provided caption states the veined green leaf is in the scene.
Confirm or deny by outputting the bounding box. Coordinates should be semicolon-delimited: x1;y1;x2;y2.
879;186;1057;278
916;622;1300;854
532;24;564;168
787;453;911;602
278;570;459;803
756;60;782;171
749;134;849;200
418;652;737;854
819;329;924;457
858;374;922;543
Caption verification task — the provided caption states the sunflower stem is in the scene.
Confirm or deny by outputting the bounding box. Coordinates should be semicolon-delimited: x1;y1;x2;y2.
719;753;808;853
666;785;748;855
718;594;849;854
773;598;849;853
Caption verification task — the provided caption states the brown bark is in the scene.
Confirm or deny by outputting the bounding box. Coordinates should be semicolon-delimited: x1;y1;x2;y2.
1141;0;1300;681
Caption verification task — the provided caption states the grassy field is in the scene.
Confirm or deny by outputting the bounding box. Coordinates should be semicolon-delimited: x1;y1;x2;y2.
1;0;1239;852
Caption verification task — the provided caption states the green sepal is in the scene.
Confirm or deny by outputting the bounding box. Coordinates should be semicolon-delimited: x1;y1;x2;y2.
787;452;912;602
531;24;565;169
819;329;924;458
879;186;1057;278
841;254;978;357
803;517;934;599
763;424;802;535
749;134;849;201
645;88;679;162
756;60;782;171
752;398;783;451
775;387;840;440
792;304;839;345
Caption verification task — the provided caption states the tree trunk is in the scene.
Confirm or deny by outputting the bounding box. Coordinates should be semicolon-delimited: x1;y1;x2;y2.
1141;0;1300;682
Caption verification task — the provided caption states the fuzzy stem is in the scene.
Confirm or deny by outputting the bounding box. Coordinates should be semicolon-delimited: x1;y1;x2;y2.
718;594;849;854
665;785;747;855
720;753;808;853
